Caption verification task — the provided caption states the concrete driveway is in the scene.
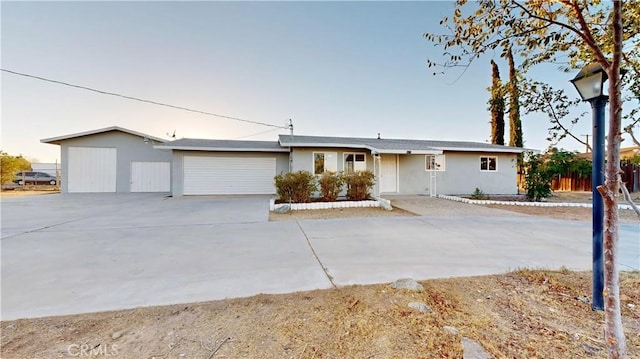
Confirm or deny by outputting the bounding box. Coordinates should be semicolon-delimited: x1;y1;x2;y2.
1;194;638;321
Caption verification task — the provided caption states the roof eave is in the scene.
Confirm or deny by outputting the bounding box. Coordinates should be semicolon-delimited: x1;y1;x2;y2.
154;145;290;152
434;147;527;154
41;126;165;144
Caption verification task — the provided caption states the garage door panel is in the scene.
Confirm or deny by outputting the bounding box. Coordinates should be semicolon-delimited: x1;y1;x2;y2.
68;147;117;193
183;156;276;195
131;162;170;192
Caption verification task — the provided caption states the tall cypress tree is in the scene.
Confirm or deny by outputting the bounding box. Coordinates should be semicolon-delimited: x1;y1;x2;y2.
507;48;523;148
489;60;505;145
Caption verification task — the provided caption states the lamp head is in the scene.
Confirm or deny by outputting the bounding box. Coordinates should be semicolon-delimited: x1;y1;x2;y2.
571;63;608;101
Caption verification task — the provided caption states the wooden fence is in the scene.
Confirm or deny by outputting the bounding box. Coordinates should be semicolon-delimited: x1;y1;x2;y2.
519;161;640;193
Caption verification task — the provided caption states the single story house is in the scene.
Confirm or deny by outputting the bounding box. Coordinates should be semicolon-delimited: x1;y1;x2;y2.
155;134;527;197
41;127;172;193
43;127;528;196
279;135;526;196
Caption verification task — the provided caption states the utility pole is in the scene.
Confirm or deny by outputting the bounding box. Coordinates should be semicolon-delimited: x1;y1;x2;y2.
288;119;294;172
582;134;590;153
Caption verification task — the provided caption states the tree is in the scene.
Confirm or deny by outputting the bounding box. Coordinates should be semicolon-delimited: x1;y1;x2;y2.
520;80;591;151
424;1;634;357
489;60;505;145
507;47;522;148
0;151;31;185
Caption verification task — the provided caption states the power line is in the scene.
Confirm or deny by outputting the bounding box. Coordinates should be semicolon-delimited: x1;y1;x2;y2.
229;128;282;140
1;68;287;129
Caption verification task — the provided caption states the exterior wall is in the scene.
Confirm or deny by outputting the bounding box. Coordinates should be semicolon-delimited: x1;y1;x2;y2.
58;132;172;193
171;150;289;196
397;151;519;195
290;148;375;173
291;148;377;197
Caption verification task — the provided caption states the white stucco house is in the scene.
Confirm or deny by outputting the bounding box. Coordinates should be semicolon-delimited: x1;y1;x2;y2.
43;127;528;196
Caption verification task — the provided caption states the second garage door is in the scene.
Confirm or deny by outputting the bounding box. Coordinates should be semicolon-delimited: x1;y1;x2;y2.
183;156;276;195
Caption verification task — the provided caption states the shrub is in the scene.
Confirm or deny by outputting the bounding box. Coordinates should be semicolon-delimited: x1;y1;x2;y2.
274;171;317;203
523;153;553;201
342;170;375;201
0;152;31;185
318;171;344;202
470;188;487;200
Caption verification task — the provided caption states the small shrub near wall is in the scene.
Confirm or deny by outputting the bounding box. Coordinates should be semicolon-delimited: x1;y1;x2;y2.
318;171;344;202
274;171;317;203
343;170;375;201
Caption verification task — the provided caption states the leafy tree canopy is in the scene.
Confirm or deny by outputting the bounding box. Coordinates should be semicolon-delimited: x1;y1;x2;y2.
0;151;31;185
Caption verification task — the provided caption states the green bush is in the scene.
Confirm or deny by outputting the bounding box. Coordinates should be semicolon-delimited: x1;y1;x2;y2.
0;151;31;185
318;171;344;202
523;153;553;201
342;170;375;201
274;171;317;203
470;188;487;200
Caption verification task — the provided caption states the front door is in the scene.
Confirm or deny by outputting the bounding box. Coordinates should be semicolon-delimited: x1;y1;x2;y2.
380;155;397;193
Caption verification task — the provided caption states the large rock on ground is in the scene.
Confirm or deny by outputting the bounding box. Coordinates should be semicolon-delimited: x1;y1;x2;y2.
391;278;424;291
407;302;430;313
462;337;490;359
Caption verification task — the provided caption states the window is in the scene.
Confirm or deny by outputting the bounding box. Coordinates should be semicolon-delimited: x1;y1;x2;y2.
313;152;337;175
425;155;445;171
480;156;497;171
344;153;366;173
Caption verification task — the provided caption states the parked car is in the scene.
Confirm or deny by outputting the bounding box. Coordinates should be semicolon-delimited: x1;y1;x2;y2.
13;172;58;185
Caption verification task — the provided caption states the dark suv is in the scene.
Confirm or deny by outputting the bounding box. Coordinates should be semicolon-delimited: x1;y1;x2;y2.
13;172;58;185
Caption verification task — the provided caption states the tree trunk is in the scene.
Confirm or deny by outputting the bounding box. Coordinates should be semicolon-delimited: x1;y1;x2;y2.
600;1;627;357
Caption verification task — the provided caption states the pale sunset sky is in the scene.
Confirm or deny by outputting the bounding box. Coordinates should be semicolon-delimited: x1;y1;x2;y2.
2;1;606;163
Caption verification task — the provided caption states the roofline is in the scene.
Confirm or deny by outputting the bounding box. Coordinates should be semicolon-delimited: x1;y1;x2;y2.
278;140;523;154
154;145;290;153
41;126;166;144
279;141;371;149
434;147;527;154
367;147;443;155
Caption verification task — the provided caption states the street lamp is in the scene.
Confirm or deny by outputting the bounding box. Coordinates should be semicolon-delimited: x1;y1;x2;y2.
570;62;608;311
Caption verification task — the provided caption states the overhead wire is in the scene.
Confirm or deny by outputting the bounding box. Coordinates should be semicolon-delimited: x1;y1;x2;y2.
1;68;288;129
229;127;282;140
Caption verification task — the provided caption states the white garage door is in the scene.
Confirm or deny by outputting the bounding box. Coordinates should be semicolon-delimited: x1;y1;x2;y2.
183;156;276;195
131;162;171;192
68;147;117;193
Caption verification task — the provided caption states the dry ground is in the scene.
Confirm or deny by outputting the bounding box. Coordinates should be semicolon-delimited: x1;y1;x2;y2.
1;270;638;358
0;187;59;198
3;191;639;358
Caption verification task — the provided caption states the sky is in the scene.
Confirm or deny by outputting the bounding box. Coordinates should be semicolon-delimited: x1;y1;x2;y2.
1;1;602;163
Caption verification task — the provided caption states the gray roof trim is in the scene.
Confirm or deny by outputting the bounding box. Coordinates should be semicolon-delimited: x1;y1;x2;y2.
155;138;289;152
279;135;528;154
41;126;166;144
433;146;527;153
154;145;289;153
373;148;443;155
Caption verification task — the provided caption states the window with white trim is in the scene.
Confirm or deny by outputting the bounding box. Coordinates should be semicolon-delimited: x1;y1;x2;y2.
425;155;445;171
344;153;366;173
313;152;338;175
480;156;497;171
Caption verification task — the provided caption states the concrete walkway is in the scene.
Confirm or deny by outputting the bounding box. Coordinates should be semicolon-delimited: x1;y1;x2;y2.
1;194;638;321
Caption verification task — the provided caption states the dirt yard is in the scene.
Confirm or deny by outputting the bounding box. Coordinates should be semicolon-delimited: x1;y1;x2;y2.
1;270;638;358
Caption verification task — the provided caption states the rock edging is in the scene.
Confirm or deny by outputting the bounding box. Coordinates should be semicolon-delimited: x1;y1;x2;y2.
438;195;635;210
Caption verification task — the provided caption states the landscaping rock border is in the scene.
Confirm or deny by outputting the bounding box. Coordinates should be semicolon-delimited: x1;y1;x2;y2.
438;195;635;210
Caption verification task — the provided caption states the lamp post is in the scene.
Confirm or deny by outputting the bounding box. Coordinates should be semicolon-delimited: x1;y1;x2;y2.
570;63;608;311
